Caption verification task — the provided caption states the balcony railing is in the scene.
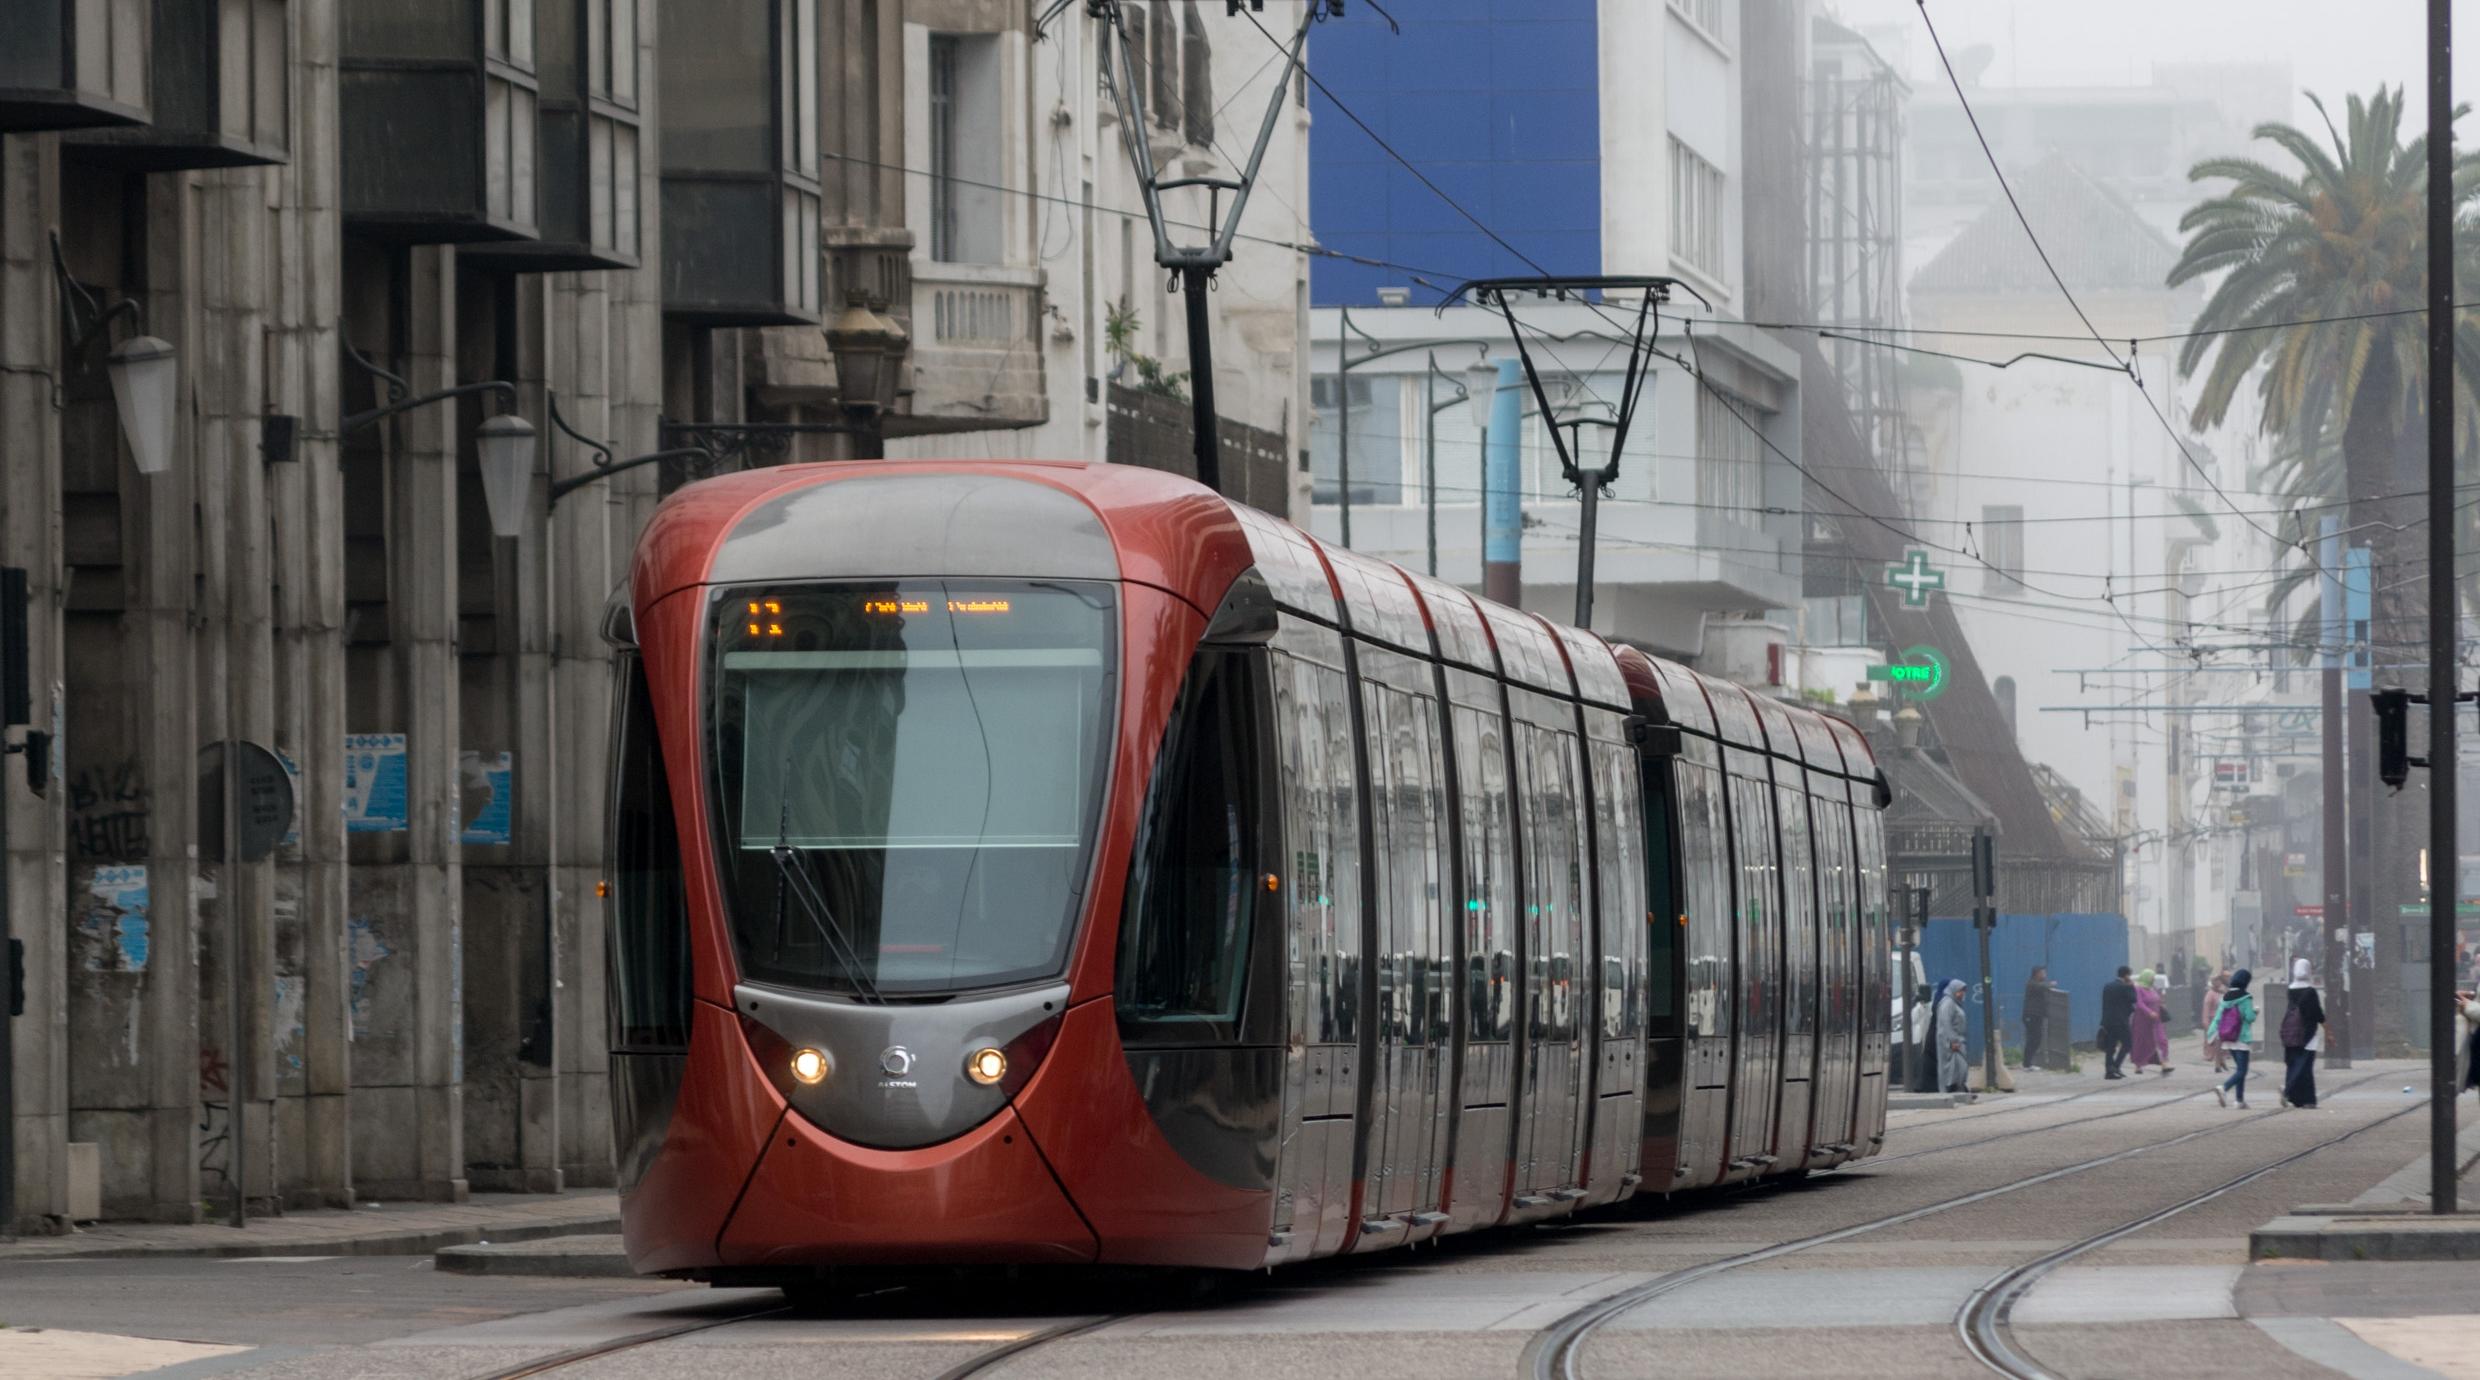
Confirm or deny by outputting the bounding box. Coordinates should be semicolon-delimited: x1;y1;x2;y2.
891;262;1046;436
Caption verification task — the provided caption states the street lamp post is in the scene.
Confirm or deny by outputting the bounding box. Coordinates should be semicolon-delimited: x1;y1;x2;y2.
1331;306;1494;550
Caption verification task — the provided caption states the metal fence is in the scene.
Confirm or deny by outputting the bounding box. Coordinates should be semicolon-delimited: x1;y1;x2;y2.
1105;383;1291;516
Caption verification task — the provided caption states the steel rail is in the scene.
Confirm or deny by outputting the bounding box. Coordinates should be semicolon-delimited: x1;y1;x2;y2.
469;1292;1135;1380
1522;1070;2393;1380
1956;1097;2427;1379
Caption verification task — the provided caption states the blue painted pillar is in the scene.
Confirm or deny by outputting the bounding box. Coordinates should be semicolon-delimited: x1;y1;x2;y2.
1483;359;1522;605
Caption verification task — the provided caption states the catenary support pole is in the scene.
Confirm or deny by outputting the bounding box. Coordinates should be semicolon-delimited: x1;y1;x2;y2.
1182;266;1221;495
1424;357;1439;577
2424;0;2457;1216
1574;477;1600;629
0;573;15;1241
1337;307;1352;547
2319;517;2352;1068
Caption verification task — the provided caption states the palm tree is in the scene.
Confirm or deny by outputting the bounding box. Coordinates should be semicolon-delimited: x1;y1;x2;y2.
2168;87;2480;1050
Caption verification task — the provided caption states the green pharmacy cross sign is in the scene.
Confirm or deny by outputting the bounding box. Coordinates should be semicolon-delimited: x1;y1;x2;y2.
1886;548;1946;606
1867;644;1950;700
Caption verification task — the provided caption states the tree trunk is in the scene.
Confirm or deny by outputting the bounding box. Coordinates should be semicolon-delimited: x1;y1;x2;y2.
2347;344;2418;1053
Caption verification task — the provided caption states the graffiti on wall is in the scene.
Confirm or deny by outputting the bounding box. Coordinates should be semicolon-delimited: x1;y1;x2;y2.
198;1044;230;1189
68;760;149;859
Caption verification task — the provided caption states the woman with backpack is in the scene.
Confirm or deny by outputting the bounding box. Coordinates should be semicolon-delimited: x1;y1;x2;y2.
2213;968;2257;1108
2280;957;2326;1109
2200;971;2230;1074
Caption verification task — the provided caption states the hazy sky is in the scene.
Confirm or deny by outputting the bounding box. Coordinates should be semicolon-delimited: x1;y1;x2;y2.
1834;0;2468;123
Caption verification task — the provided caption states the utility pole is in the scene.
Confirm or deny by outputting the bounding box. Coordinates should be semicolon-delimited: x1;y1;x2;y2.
0;568;23;1241
1337;307;1352;544
2423;0;2457;1216
1973;825;1999;1093
2319;517;2352;1068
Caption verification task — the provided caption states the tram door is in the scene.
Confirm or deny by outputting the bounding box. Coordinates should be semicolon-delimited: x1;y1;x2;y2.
1771;774;1819;1167
1354;649;1453;1239
1264;622;1363;1262
1583;721;1646;1207
1445;678;1516;1232
1853;802;1894;1149
1670;744;1735;1187
1720;753;1782;1171
1806;784;1861;1163
1512;703;1589;1204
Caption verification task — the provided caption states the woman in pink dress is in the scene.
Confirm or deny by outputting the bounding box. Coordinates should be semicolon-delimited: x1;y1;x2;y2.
2128;968;2174;1075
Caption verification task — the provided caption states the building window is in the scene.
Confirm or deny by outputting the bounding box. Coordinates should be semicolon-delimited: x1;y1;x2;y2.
1181;0;1214;148
1670;136;1725;280
1670;0;1727;40
928;33;1002;264
1994;676;2017;739
1309;374;1404;505
1981;504;2024;594
1697;384;1762;516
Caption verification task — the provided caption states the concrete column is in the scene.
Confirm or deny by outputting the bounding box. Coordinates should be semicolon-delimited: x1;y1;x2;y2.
461;271;560;1194
0;133;73;1232
346;245;466;1203
277;0;354;1209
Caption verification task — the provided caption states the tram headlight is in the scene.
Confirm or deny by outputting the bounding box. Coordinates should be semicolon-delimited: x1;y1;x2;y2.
790;1047;832;1085
965;1046;1008;1086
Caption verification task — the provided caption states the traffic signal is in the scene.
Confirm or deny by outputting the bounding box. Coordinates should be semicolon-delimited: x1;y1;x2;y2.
2374;687;2413;790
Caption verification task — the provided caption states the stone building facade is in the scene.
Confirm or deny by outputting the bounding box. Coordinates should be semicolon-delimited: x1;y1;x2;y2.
1;0;1309;1234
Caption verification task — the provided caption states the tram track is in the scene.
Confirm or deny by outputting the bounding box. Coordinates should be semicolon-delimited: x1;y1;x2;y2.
1954;1096;2428;1380
1866;1081;2209;1168
1522;1068;2396;1380
464;1289;1138;1380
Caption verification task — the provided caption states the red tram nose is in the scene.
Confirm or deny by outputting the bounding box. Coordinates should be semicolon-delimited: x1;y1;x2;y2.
716;987;1096;1267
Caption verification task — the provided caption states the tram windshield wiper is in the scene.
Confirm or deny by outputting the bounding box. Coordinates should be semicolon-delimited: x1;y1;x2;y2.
767;809;884;1004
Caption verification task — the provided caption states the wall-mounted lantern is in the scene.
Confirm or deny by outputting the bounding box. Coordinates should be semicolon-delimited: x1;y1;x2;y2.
52;234;178;477
341;342;538;537
64;0;289;169
340;0;542;243
464;0;641;272
825;291;905;459
0;0;150;131
658;0;821;324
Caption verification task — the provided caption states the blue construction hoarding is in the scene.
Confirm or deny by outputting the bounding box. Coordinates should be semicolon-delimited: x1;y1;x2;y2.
1915;912;2132;1055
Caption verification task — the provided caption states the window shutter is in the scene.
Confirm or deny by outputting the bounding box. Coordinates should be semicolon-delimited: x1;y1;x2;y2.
1182;2;1214;147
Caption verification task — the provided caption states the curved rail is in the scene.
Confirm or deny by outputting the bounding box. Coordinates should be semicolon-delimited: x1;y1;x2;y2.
1526;1070;2391;1380
1957;1097;2426;1379
470;1293;1134;1380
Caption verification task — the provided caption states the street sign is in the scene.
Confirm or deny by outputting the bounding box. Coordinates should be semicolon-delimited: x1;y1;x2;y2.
2294;904;2323;919
1864;644;1950;700
1885;549;1946;607
198;740;296;863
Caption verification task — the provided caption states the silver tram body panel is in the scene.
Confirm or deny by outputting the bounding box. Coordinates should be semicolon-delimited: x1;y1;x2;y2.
1221;505;1885;1266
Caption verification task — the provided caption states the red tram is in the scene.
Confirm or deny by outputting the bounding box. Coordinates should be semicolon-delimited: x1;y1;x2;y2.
603;461;1892;1281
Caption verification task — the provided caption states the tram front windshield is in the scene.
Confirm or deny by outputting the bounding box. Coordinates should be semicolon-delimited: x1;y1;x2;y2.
710;580;1117;995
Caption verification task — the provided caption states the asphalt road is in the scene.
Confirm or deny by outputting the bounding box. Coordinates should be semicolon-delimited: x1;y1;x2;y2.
5;1058;2471;1380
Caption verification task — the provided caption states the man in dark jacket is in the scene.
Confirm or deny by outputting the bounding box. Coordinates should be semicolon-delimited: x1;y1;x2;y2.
2098;966;2137;1080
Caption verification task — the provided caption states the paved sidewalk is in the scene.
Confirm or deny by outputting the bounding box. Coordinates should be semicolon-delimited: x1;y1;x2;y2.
0;1189;618;1262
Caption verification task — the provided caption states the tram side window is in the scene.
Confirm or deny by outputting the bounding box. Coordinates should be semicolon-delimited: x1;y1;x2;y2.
1640;762;1680;1030
1119;648;1264;1035
609;656;691;1051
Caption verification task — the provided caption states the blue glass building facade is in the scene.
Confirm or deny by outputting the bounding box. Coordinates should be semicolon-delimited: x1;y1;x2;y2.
1307;0;1602;306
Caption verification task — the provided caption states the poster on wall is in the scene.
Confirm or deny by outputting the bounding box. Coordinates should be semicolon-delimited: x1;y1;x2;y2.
458;751;513;846
343;733;409;834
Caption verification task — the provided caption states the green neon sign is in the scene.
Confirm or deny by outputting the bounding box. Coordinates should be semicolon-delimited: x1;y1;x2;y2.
1865;645;1949;701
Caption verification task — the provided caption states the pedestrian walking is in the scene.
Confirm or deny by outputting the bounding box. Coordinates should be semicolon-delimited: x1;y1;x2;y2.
2200;971;2230;1073
2129;968;2174;1075
2021;966;2052;1067
2213;968;2258;1108
2459;987;2479;1096
1936;978;1972;1096
2280;957;2326;1108
1908;976;1941;1094
2098;966;2137;1080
